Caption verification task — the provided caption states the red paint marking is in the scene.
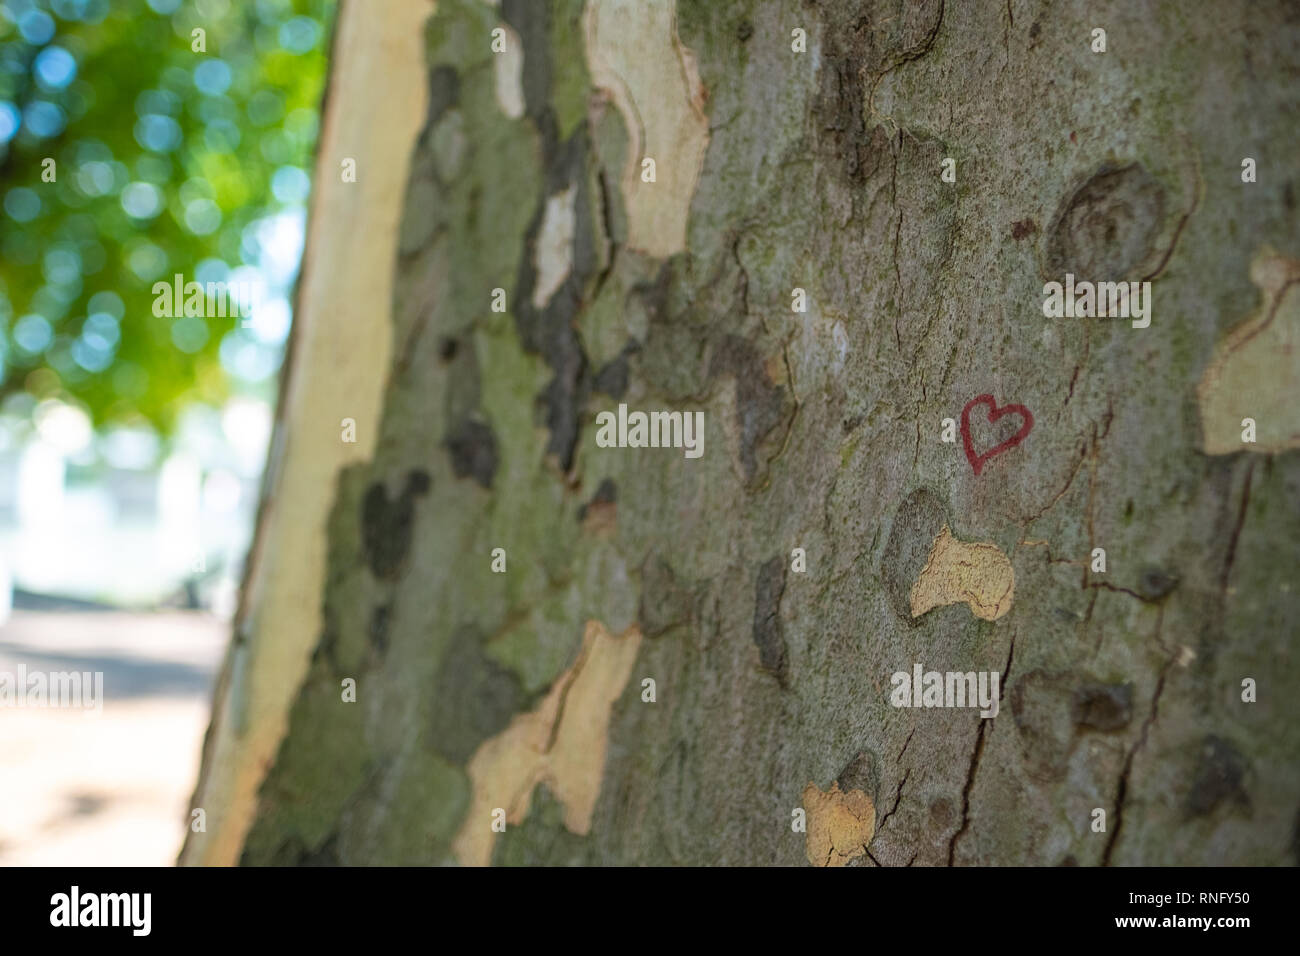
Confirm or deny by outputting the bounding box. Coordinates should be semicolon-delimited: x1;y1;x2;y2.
961;394;1034;476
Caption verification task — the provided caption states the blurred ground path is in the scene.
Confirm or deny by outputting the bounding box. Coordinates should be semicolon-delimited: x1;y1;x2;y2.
0;609;227;866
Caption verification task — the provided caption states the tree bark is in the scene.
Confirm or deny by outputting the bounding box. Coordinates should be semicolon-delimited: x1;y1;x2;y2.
197;0;1300;866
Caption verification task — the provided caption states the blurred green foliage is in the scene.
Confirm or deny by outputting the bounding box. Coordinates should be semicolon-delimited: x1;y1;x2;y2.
0;0;334;434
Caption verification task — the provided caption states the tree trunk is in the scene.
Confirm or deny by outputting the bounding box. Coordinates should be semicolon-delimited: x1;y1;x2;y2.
190;0;1300;866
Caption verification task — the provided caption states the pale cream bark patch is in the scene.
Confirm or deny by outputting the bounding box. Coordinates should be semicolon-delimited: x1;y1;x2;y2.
583;0;710;258
802;781;876;867
1197;247;1300;455
452;620;642;867
909;525;1015;622
531;186;577;308
493;21;525;119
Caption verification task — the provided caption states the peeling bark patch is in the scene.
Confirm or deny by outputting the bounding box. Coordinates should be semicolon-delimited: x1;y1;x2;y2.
493;21;525;119
802;781;876;867
531;186;576;308
429;625;525;766
882;488;949;623
752;556;789;686
1197;248;1300;454
1187;735;1250;817
909;525;1014;621
1045;164;1167;281
445;418;499;489
452;620;642;866
583;0;710;257
360;470;431;580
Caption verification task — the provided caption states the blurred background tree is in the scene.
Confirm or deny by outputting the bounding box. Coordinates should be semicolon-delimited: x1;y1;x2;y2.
0;0;335;608
0;0;333;433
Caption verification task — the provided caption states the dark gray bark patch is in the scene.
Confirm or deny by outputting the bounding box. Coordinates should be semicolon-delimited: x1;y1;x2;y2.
836;750;881;805
635;260;715;403
511;127;599;471
1137;567;1179;602
881;487;948;623
577;477;617;522
422;64;459;137
1045;163;1168;281
502;0;554;138
592;341;639;398
368;603;392;656
428;625;524;766
752;555;789;686
496;0;608;472
444;417;498;489
250;832;341;867
1071;680;1133;731
360;470;431;580
639;554;694;638
1010;670;1078;780
312;614;339;672
709;335;791;484
1187;735;1250;817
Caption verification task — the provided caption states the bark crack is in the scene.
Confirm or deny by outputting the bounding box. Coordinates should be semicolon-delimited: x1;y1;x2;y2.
1102;606;1172;865
1219;459;1255;598
1088;579;1162;604
946;630;1016;865
947;717;988;866
877;767;910;834
897;726;916;763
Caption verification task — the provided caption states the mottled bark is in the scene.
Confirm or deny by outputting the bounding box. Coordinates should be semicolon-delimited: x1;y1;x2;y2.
210;0;1300;865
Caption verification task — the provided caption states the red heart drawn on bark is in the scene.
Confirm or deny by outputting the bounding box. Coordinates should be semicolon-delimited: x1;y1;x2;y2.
961;394;1034;476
